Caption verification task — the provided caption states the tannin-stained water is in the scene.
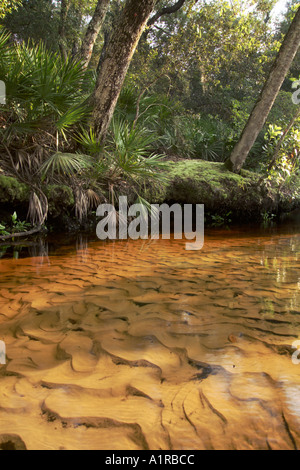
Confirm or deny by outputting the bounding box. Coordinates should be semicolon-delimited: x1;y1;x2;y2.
0;225;300;450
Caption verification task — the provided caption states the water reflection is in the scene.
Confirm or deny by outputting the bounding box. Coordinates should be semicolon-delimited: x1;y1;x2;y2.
0;222;299;450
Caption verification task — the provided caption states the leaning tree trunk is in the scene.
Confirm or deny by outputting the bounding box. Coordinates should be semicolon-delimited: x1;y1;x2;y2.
92;0;157;142
80;0;110;69
228;6;300;173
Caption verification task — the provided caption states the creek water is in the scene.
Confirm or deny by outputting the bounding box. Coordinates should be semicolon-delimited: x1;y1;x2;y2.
0;218;299;450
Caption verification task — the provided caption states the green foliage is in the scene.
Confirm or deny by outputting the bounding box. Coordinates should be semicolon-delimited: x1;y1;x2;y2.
1;0;100;54
267;91;298;125
0;29;97;224
0;223;9;236
0;0;21;19
231;99;252;132
0;211;31;236
104;118;168;184
40;152;93;178
155;113;235;161
189;117;233;161
0;32;169;225
1;0;57;49
210;211;232;228
261;210;276;227
0;30;93;141
115;84;239;162
130;0;279;118
0;175;30;203
75;127;103;156
263;123;300;184
11;211;31;231
1;0;299;230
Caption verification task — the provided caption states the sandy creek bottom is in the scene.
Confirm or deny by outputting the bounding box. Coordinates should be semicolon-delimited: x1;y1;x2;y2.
0;224;299;450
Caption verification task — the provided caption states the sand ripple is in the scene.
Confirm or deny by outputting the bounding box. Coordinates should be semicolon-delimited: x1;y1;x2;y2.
0;231;300;449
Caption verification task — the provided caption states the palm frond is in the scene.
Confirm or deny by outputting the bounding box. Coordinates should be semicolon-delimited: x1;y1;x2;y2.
74;187;101;222
75;127;103;156
105;118;168;183
40;152;93;178
135;196;160;222
56;104;90;137
27;191;48;226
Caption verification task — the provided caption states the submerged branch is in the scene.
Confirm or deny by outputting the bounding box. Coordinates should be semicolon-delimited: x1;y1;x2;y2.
0;225;43;241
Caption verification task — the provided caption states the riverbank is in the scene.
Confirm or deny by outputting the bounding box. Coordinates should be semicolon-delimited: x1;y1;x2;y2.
154;160;300;224
0;160;299;232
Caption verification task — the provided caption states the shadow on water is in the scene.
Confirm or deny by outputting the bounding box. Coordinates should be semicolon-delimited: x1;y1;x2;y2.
0;208;300;261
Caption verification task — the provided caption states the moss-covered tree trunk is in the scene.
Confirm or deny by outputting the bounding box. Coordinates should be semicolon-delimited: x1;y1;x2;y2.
80;0;110;69
92;0;157;141
228;6;300;173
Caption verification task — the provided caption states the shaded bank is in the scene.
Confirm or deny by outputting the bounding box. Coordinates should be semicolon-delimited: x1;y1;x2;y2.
0;160;299;232
152;161;300;221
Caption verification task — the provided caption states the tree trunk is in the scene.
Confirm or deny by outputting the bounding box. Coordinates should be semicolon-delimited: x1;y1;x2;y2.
228;6;300;173
59;0;71;62
96;29;110;73
92;0;157;142
80;0;110;69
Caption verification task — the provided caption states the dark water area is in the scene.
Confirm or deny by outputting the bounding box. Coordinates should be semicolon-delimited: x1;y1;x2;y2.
0;211;299;449
0;207;300;261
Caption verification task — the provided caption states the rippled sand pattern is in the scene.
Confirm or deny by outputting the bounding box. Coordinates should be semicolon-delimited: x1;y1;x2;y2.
0;230;300;450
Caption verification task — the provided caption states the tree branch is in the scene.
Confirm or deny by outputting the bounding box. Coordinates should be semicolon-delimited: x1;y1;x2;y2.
0;226;43;241
147;0;187;26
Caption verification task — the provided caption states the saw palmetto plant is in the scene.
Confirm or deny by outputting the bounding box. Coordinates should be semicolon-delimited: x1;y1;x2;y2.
0;30;168;227
0;29;99;225
105;118;168;182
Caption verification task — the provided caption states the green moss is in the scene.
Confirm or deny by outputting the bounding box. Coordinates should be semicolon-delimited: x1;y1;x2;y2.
143;160;299;221
0;175;30;203
46;185;74;206
167;160;259;185
0;176;75;223
140;181;168;205
0;176;74;210
45;184;75;218
1;162;299;229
